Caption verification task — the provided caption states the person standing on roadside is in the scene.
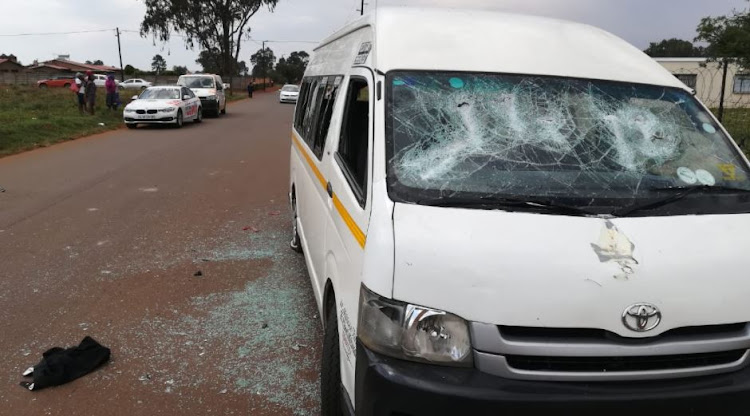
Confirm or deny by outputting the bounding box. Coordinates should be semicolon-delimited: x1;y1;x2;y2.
75;73;87;114
105;74;117;110
85;70;97;115
247;82;253;98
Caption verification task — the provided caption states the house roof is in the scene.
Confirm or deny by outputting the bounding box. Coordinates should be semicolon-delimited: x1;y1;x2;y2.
0;59;23;67
42;58;118;72
28;63;72;71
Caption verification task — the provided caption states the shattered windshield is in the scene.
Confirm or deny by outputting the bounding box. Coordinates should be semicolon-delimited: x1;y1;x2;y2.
139;88;181;100
386;71;750;215
179;76;215;89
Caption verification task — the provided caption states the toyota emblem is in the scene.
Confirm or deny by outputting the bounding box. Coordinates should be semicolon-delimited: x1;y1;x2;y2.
622;303;662;332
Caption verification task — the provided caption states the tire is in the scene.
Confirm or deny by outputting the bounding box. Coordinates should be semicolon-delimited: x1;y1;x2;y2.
220;101;226;115
63;83;71;88
194;107;202;124
141;86;147;90
39;84;47;89
290;192;302;253
175;110;183;128
118;85;124;90
321;303;344;416
126;124;137;129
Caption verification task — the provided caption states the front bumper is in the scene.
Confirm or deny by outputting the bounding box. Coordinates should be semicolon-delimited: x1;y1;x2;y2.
199;98;219;112
280;95;298;102
355;340;750;416
124;116;176;124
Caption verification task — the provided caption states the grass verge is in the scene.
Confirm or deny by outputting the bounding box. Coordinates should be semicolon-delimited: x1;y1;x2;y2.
0;85;123;157
714;108;750;155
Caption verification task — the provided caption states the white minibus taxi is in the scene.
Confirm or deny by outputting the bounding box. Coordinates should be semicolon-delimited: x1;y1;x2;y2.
289;7;750;416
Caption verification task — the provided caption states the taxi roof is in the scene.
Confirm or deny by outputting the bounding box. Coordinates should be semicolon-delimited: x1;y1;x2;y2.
316;7;685;89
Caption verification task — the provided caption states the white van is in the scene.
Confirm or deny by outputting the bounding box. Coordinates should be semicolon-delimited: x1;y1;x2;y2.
289;8;750;415
177;74;227;116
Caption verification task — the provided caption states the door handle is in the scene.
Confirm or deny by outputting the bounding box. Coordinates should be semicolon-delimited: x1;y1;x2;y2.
326;182;333;198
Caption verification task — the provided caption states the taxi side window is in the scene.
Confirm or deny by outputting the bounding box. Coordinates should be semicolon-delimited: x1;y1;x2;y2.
295;76;344;160
336;78;370;207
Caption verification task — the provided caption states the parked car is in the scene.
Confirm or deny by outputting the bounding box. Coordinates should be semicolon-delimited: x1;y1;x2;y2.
279;84;300;103
177;74;227;117
123;86;202;129
290;7;750;415
37;76;75;89
92;74;118;88
119;78;152;90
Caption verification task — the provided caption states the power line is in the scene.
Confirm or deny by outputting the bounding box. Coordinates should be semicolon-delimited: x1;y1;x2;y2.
0;28;114;37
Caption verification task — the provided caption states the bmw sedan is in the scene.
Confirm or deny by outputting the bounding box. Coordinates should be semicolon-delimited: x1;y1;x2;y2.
124;86;202;129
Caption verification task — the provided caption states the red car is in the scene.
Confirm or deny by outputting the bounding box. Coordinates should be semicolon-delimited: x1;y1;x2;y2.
37;76;76;89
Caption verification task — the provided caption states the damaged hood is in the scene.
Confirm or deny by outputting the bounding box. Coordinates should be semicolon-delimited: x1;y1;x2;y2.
393;202;750;338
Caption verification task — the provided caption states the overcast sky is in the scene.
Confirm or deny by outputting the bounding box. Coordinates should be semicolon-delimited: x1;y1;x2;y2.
0;0;746;72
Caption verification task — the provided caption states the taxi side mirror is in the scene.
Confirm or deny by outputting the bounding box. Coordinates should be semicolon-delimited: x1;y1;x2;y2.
183;95;191;100
131;95;139;101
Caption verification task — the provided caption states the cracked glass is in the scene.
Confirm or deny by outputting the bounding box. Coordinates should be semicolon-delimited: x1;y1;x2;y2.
386;72;750;214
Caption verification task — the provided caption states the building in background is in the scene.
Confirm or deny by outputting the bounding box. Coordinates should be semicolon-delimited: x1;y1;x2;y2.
655;58;750;109
0;54;24;73
26;55;119;80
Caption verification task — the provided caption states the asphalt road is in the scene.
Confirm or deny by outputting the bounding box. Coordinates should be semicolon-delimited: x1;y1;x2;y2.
0;92;322;415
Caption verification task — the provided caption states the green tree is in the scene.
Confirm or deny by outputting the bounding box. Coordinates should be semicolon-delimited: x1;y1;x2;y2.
695;2;750;121
124;64;137;75
172;65;188;75
275;50;308;83
696;4;750;67
250;47;276;79
151;54;167;74
85;60;104;65
140;0;278;84
196;48;222;74
196;49;244;74
644;38;705;57
238;60;249;76
152;54;167;83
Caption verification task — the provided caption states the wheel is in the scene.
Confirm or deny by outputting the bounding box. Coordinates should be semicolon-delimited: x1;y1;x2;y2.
220;101;226;115
63;83;71;88
194;107;202;124
39;84;48;89
320;303;343;416
290;192;302;253
126;124;137;129
119;85;124;90
175;110;183;128
141;86;147;90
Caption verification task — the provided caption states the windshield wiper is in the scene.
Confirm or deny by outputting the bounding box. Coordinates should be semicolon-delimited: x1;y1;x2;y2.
416;195;596;216
612;185;750;217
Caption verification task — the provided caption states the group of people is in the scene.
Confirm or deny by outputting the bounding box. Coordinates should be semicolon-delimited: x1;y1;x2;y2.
72;71;121;115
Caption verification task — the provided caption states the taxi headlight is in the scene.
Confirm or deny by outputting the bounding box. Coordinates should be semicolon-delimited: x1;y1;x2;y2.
358;285;473;366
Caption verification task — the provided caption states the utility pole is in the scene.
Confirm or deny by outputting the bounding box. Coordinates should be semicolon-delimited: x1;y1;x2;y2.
718;58;729;122
361;0;365;15
116;27;124;82
262;40;266;91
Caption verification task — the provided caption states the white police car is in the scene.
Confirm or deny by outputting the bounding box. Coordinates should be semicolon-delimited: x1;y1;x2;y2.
124;86;202;129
